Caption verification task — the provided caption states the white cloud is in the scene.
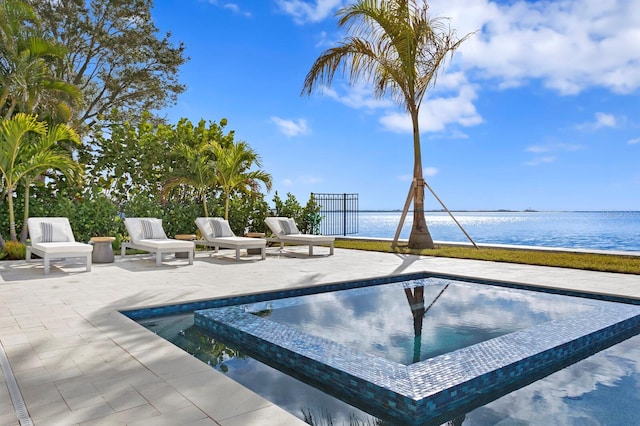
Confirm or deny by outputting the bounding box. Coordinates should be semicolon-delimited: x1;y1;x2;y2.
275;0;344;24
282;178;293;186
398;167;439;181
322;83;394;110
223;3;252;17
207;0;251;17
525;143;582;165
525;156;557;166
423;167;439;177
577;112;621;130
430;0;640;95
629;137;640;145
271;116;310;137
527;143;584;153
379;82;483;134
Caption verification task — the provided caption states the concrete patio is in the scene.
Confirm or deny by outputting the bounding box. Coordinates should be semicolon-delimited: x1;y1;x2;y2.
1;246;639;425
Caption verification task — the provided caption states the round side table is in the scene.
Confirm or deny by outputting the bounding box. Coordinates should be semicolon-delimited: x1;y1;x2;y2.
175;234;196;258
90;236;116;263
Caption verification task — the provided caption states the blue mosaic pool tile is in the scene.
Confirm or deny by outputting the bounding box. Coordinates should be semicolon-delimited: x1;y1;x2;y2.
194;279;640;425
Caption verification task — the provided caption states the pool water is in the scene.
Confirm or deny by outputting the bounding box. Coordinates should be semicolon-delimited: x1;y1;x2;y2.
140;314;640;425
239;278;595;365
135;274;640;425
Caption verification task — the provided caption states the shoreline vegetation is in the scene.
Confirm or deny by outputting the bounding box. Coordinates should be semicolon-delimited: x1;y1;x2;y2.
334;240;640;275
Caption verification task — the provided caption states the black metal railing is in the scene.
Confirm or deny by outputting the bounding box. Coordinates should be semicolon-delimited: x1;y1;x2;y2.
312;193;359;236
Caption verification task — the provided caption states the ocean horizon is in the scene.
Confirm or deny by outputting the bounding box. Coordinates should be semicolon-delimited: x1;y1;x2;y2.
340;210;640;252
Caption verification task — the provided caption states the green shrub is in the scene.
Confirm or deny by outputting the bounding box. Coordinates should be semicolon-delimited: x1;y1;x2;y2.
4;241;27;260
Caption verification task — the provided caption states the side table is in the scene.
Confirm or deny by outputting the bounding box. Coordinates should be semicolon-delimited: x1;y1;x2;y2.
175;234;196;258
90;236;116;263
244;232;265;255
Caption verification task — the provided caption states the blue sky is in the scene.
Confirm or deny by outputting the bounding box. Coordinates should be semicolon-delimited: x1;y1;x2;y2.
151;0;640;211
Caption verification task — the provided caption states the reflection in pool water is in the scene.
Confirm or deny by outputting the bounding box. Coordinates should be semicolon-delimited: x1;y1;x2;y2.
141;314;640;425
239;278;596;365
139;275;640;425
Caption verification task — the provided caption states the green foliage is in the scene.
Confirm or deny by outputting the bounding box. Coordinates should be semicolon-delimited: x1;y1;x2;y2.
300;193;322;234
82;111;173;207
0;113;82;242
160;201;202;237
27;0;187;131
227;193;270;235
271;191;323;234
0;0;81;121
3;241;26;260
212;139;272;220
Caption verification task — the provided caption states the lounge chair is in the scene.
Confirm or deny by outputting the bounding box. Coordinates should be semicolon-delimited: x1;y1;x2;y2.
265;217;334;256
121;218;194;266
26;217;93;274
194;217;266;261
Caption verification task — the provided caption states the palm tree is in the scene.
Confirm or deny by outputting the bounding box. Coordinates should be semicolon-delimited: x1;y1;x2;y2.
301;0;472;249
163;142;218;217
0;113;82;243
0;0;81;121
212;141;272;220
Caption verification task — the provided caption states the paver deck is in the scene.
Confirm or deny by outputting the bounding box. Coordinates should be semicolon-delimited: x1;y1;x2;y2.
0;246;638;425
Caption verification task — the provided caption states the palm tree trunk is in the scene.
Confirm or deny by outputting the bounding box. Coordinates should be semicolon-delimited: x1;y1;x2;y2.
202;193;209;217
408;109;434;249
20;183;30;243
8;191;17;241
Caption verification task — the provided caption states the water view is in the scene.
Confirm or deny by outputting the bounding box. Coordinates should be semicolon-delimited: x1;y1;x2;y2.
353;211;640;251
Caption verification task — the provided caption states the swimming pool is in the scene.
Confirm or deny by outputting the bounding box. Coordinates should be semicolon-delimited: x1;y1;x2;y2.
127;272;640;425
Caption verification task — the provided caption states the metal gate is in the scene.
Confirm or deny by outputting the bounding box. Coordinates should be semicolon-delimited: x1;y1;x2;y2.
312;193;358;236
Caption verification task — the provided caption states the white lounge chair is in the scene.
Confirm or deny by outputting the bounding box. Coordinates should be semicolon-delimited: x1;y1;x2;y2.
26;217;93;274
194;217;266;261
265;217;334;256
121;218;194;266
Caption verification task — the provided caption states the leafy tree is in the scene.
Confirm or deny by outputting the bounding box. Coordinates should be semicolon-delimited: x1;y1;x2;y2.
0;0;81;121
0;113;82;244
271;191;321;234
27;0;187;131
301;0;471;249
84;111;173;207
213;140;272;220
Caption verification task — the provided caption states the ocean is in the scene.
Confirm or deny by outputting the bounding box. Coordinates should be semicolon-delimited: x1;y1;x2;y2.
352;211;640;252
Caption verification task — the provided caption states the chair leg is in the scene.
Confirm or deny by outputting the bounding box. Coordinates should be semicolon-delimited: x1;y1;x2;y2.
261;247;266;260
26;247;32;262
309;245;313;256
156;252;162;266
44;256;50;275
188;250;193;265
86;254;92;272
235;248;240;261
330;243;334;255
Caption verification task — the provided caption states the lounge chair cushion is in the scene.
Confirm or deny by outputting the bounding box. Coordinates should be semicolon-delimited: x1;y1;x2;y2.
140;219;167;239
279;218;300;235
40;221;72;242
211;218;234;237
32;242;93;254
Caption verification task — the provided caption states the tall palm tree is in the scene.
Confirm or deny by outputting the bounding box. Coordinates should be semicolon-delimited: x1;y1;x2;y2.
212;141;272;220
0;113;82;243
301;0;472;249
163;142;218;217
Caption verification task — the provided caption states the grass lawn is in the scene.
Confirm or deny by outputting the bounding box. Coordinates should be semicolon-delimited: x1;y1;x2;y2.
334;240;640;275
